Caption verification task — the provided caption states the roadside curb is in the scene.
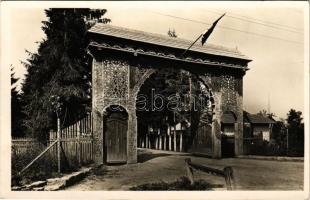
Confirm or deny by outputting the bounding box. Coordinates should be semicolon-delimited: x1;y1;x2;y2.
237;155;304;162
45;167;92;191
12;167;93;191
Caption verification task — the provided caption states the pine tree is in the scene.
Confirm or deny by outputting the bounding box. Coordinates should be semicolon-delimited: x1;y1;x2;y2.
21;9;110;140
11;66;23;137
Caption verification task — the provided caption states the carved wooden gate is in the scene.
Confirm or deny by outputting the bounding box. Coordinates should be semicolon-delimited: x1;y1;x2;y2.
105;112;128;163
88;24;251;164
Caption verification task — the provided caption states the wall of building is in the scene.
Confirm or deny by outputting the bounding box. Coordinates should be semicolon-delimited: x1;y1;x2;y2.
253;125;271;141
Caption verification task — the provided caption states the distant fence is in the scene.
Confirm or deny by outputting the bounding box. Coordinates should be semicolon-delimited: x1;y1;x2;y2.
12;137;45;156
49;114;93;165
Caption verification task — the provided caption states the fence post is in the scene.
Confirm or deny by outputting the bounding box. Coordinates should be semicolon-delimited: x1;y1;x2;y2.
223;167;234;190
77;121;81;166
180;132;183;152
57;116;61;173
185;158;194;185
142;136;145;148
146;134;149;148
157;136;160;150
164;134;166;151
174;127;177;151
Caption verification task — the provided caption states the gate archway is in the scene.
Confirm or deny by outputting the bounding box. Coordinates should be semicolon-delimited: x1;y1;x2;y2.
88;24;251;164
135;68;216;155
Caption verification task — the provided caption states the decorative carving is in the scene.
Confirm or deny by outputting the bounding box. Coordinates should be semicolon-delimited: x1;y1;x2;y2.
102;60;129;101
199;74;212;89
89;41;248;69
221;75;236;106
132;67;157;97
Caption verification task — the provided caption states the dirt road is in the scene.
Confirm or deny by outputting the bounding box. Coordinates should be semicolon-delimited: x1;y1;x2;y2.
66;148;304;191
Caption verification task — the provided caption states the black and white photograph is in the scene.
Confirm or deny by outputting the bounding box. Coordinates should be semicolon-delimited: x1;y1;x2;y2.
0;1;309;199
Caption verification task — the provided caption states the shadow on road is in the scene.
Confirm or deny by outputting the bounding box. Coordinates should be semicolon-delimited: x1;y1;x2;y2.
138;152;171;163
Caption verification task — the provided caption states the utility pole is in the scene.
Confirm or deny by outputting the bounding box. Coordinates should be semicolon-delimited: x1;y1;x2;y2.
51;95;62;174
286;128;289;156
267;92;270;114
57;112;61;173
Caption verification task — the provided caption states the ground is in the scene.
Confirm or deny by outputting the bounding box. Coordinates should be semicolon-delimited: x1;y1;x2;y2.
66;148;303;191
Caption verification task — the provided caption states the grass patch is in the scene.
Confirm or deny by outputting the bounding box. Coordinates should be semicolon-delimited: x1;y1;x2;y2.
130;176;222;191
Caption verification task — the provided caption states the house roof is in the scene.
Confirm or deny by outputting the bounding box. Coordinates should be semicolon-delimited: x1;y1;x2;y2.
221;113;237;124
244;111;276;124
89;24;251;61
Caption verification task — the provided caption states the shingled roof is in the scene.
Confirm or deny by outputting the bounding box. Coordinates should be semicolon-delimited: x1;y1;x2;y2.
244;111;276;124
221;113;237;124
89;24;251;61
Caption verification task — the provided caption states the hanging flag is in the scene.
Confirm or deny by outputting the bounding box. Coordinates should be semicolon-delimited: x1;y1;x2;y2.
201;13;226;46
181;13;225;57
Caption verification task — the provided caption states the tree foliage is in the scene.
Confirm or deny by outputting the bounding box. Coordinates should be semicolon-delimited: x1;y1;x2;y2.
286;109;304;156
286;109;303;128
258;109;275;120
21;8;110;140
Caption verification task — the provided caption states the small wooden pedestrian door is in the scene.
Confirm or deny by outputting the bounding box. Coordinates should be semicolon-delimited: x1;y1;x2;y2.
105;112;128;164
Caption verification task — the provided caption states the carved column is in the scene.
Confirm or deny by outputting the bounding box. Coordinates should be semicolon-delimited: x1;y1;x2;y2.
212;91;222;158
127;107;137;163
92;59;105;165
92;109;104;164
234;91;244;156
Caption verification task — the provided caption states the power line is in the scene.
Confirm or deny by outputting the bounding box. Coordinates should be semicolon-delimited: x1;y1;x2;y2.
151;11;303;45
213;8;303;31
202;9;302;34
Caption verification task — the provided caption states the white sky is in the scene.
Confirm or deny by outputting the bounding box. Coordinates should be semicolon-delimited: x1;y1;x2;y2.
1;1;308;119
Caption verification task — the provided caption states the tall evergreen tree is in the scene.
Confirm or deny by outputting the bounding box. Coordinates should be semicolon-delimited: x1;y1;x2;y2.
21;9;110;140
11;66;24;137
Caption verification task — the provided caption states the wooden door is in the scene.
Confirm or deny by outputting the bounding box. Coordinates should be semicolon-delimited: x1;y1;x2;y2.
191;124;212;155
105;112;127;163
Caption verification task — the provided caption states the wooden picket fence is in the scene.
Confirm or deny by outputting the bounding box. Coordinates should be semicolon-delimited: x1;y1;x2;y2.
12;114;94;175
49;114;93;166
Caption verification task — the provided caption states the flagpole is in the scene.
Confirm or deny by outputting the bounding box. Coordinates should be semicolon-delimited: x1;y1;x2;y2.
181;34;203;58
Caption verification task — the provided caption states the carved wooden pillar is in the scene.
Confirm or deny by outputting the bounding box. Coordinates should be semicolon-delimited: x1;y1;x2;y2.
173;128;177;152
155;136;158;150
169;133;172;151
127;107;137;164
234;93;244;156
92;110;104;164
164;134;167;150
212;91;222;158
180;132;183;152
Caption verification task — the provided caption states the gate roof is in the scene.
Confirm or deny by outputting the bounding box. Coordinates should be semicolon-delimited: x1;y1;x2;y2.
89;24;251;61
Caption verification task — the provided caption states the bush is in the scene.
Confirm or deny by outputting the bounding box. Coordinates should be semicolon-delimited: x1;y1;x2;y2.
244;139;287;156
130;176;216;190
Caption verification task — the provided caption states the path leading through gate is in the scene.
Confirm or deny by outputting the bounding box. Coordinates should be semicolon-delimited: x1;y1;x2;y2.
65;148;303;191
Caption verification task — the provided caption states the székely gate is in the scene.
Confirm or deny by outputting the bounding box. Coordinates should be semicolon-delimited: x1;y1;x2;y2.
87;24;251;164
